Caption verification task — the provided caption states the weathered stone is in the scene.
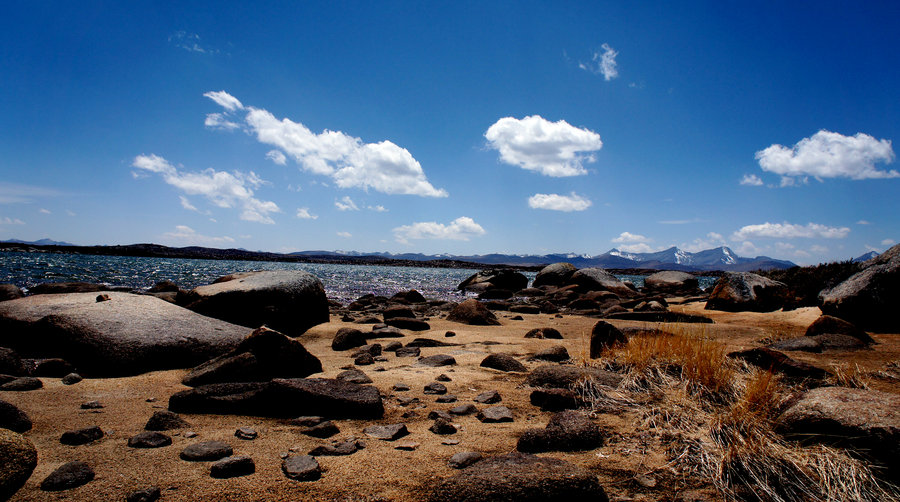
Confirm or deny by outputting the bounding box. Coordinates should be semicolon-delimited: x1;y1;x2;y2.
417;354;456;367
435;394;457;403
0;428;37;499
819;242;900;331
40;460;94;492
0;347;25;376
530;388;580;411
509;304;540;314
480;353;526;372
384;317;431;331
383;341;403;352
282;454;321;481
363;423;409;441
300;420;340;438
570;268;637;297
429;418;457;435
526;364;623;389
424;382;448;395
449;404;478;416
391;290;427;304
477;406;514;423
180;441;233;461
405;338;457;348
145;410;190;431
354;353;374;365
777;387;900;469
458;269;528;293
60;426;104;445
182;270;328;336
589;321;626;357
643;271;700;296
61;372;82;385
352;343;382;357
0;292;249;376
27;357;76;377
533;263;577;288
0;284;23;302
128;431;172;448
474;390;501;404
235;426;257;440
332;328;367;351
210;455;255;478
395;346;421;357
0;399;32;432
428;452;608;502
727;347;830;382
804;315;875;344
0;377;42;391
307;440;362;456
30;282;107;295
183;326;322;386
383;305;416;320
524;327;563;339
448;451;482;469
336;368;372;384
125;486;161;502
705;272;789;312
371;325;405;338
517;411;603;453
446;299;500;326
532;345;570;362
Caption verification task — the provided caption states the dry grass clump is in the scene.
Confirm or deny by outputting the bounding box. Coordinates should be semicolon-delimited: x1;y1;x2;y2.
582;328;900;501
827;363;871;389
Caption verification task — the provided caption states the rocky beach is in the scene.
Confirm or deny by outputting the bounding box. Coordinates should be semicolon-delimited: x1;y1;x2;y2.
1;247;899;502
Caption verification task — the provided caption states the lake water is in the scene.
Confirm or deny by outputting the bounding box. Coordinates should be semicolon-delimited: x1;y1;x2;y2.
0;250;714;304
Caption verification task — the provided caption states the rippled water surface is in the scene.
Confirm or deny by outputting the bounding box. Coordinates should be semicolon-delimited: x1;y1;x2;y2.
0;251;713;304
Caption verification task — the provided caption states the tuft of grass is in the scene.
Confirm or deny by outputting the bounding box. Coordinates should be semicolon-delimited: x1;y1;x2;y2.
828;363;871;389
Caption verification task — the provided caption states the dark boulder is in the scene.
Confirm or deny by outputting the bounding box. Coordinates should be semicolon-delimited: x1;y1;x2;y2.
61;372;82;385
405;338;457;348
532;345;570;362
570;268;637;297
527;364;623;389
0;284;23;302
144;410;190;431
0;377;42;391
457;269;528;293
0;399;32;432
127;431;172;448
30;282;107;295
383;305;416;320
417;354;457;367
384;317;431;331
727;348;830;382
299;420;339;438
777;387;899;470
395;346;421;358
480;353;527;372
705;272;789;312
530;388;580;411
473;390;502;404
804;315;874;344
282;454;321;481
60;426;104;446
532;263;577;288
0;347;25;376
182;270;329;336
182;326;322;386
28;357;75;377
39;460;94;492
180;441;233;461
0;292;249;376
446;299;500;326
524;327;562;339
0;428;37;500
332;328;367;351
168;378;384;419
517;410;603;452
819;242;900;332
210;455;255;478
428;452;608;502
336;368;372;384
391;290;427;304
643;271;700;296
589;321;626;357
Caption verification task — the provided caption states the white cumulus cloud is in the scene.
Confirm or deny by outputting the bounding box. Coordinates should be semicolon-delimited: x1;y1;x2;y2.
755;130;896;183
882;238;896;246
266;150;287;165
334;196;359;211
296;207;318;220
527;192;592;212
132;154;280;224
204;91;447;198
162;225;235;246
204;113;240;131
579;43;619;81
732;222;850;240
612;231;649;244
393;216;486;244
680;232;727;253
485;115;603;177
740;174;764;186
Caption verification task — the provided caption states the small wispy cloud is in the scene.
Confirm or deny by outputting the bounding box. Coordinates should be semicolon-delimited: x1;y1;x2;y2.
579;43;619;81
39;208;51;214
169;31;221;55
334;196;359;211
0;216;25;225
368;205;388;213
732;222;850;240
337;231;352;238
296;207;318;220
266;150;287;165
0;182;61;204
740;174;764;186
162;225;235;245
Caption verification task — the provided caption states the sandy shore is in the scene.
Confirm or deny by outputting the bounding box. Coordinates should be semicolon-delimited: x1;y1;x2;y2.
3;300;898;501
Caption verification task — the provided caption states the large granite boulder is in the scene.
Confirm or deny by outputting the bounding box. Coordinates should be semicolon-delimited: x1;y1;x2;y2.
457;269;528;294
819;243;900;332
427;452;608;502
643;271;699;296
569;268;637;297
182;270;329;336
0;292;249;376
0;285;23;302
446;299;500;326
169;378;383;419
29;282;108;295
532;263;577;288
0;428;37;500
705;272;789;312
776;387;899;469
182;327;322;386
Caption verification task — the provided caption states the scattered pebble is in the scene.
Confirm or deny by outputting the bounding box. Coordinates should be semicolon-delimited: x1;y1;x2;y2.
282;454;321;481
394;440;420;451
210;455;255;478
235;427;258;440
448;451;483;469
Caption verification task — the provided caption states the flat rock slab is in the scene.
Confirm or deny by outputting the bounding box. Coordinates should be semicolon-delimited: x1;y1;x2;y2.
0;292;250;376
0;377;42;391
727;347;830;382
363;423;409;441
210;455;255;478
477;406;514;423
183;270;329;336
128;431;172;448
40;460;94;492
145;410;190;431
428;452;608;502
308;440;362;456
416;355;457;367
60;426;104;446
448;451;482;469
385;317;431;331
480;353;527;372
526;364;623;389
299;421;339;438
604;311;713;323
473;390;501;404
777;387;900;468
282;454;321;481
168;378;384;419
180;441;233;461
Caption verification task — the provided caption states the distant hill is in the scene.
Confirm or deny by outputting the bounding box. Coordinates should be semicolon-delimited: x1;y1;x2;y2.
853;251;879;263
2;238;76;247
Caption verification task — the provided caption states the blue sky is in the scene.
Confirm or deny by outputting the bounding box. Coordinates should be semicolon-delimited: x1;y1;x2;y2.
1;1;898;265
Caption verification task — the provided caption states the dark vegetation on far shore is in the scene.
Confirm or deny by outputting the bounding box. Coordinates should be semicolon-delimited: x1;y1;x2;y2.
756;260;863;307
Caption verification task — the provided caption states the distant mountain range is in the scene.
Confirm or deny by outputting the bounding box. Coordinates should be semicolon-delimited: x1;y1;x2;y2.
853;251;880;263
291;245;798;272
1;238;798;272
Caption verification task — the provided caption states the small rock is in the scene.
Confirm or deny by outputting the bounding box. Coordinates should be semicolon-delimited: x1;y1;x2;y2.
185;431;198;438
524;327;563;339
442;439;460;445
145;410;190;431
96;294;111;302
210;455;255;478
282;454;321;481
332;328;367;351
530;388;579;411
477;406;514;423
589;321;627;357
180;441;233;461
397;396;420;406
474;390;501;404
480;354;527;372
363;423;409;441
336;368;373;384
428;410;453;421
394;440;420;451
127;431;172;448
393;382;411;392
125;486;161;502
80;401;103;409
448;451;482;469
235;426;258;440
40;460;94;491
308;440;362;456
300;421;339;439
395;347;421;358
354;353;375;365
429;418;457;435
383;341;403;352
0;399;32;432
424;382;448;395
445;331;456;337
417;354;457;367
635;474;657;488
59;426;104;446
289;416;324;427
532;346;570;362
61;373;83;385
436;374;452;382
449;404;478;415
436;394;458;403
